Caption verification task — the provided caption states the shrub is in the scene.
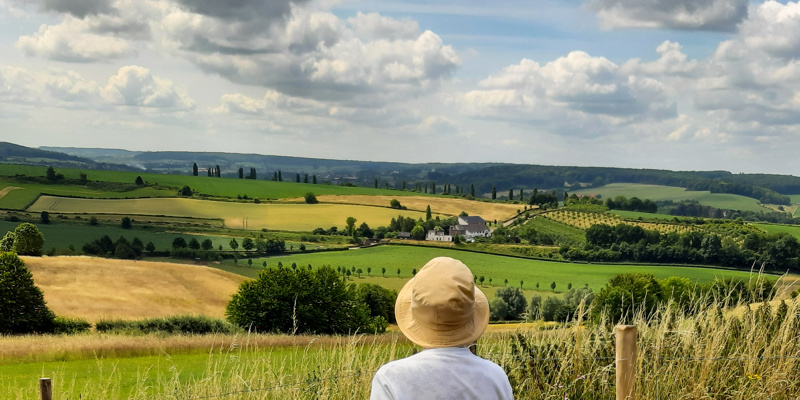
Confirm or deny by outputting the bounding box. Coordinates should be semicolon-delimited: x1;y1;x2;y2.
304;193;319;204
95;315;238;334
53;316;92;334
11;223;45;256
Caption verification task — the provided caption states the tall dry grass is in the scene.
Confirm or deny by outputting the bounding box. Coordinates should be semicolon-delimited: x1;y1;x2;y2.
4;290;800;398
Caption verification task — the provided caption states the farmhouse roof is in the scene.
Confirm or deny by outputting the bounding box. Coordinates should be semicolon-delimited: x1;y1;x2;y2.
460;216;486;225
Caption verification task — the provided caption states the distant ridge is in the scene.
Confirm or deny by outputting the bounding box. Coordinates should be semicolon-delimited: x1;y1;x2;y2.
27;143;800;199
0;142;136;171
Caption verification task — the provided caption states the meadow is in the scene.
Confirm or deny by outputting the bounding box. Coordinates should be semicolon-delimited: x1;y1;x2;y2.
0;164;428;200
752;223;800;239
27;196;428;231
236;245;766;294
573;183;769;212
0;220;245;253
0;180;173;210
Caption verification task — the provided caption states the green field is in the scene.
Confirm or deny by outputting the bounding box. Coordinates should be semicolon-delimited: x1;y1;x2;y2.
27;196;428;232
0;221;245;252
792;195;800;216
0;164;429;201
0;180;174;210
573;183;767;213
234;245;766;294
752;223;800;239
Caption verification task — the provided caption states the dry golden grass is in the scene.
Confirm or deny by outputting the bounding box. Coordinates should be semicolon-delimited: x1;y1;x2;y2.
299;195;524;222
23;256;247;322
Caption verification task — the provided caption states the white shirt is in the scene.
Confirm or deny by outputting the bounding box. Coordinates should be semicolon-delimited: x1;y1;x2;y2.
370;346;514;400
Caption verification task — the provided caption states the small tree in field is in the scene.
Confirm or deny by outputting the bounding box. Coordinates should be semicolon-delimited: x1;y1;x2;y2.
551;281;556;292
242;238;254;251
382;267;386;277
40;211;50;225
188;238;200;250
11;223;45;256
201;239;213;251
304;193;318;204
120;217;132;229
0;252;55;334
230;238;239;252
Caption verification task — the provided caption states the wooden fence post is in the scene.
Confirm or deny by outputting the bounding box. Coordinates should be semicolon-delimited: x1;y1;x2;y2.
615;325;637;400
39;378;52;400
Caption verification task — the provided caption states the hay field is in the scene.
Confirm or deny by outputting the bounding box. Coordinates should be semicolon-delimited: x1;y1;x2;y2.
302;195;523;221
23;256;246;322
27;196;426;231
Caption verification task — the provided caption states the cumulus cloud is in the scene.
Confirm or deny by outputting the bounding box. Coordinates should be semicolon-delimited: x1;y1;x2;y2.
101;65;194;109
16;14;144;62
347;12;419;40
740;1;800;59
0;66;39;104
589;0;748;31
456;51;675;136
172;0;307;22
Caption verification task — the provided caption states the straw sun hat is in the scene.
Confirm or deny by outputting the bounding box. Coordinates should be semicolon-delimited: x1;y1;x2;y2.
395;257;489;348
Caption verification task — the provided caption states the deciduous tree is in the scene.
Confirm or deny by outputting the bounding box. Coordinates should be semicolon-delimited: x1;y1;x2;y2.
0;252;55;334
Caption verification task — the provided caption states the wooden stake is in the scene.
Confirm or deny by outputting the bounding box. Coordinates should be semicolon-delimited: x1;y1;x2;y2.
615;325;637;400
39;378;52;400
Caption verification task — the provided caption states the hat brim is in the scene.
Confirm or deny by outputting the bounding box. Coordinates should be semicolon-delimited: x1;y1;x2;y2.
395;276;490;348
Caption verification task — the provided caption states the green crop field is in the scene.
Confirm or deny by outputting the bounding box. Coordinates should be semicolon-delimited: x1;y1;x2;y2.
573;183;767;213
0;221;243;252
0;164;428;200
792;195;800;216
27;196;428;232
235;245;766;294
0;180;174;210
752;223;800;239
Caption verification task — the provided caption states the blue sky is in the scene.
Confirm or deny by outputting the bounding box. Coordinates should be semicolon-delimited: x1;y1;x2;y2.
1;0;799;175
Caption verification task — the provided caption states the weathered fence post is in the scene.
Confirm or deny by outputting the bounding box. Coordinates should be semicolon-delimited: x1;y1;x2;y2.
39;378;52;400
615;325;637;400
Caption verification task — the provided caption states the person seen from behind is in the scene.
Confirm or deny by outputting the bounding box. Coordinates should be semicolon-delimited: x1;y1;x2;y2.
370;256;514;399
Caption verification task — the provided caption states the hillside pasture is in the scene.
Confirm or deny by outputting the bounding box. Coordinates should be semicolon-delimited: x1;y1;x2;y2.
242;245;767;294
23;256;245;322
27;196;427;231
0;179;174;210
573;183;767;213
609;210;678;220
0;164;426;200
305;194;523;221
753;223;800;239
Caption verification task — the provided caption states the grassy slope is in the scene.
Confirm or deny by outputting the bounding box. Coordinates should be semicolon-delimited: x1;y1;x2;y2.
0;164;428;200
27;196;428;231
238;245;764;294
752;223;800;239
573;183;767;213
23;256;246;322
792;195;800;216
0;221;245;252
0;180;173;210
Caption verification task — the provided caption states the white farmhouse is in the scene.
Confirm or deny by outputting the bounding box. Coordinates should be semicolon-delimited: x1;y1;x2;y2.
426;229;452;242
449;216;490;241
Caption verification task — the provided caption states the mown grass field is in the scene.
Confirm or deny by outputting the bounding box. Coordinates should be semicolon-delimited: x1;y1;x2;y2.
0;164;428;200
27;196;428;231
237;245;766;294
573;183;768;213
24;256;245;322
0;180;173;210
752;223;800;239
308;195;522;222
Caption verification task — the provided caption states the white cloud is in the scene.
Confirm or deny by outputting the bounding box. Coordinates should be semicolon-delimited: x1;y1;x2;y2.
9;0;115;17
0;66;39;104
101;65;194;109
347;12;419;40
589;0;748;31
16;16;138;62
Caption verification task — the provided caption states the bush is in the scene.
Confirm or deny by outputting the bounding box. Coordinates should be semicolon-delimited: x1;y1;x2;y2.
11;223;45;256
53;316;91;334
95;315;238;334
304;192;319;204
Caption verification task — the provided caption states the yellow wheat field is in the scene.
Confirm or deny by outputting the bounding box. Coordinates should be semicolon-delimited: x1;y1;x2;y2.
23;256;247;322
290;195;525;222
